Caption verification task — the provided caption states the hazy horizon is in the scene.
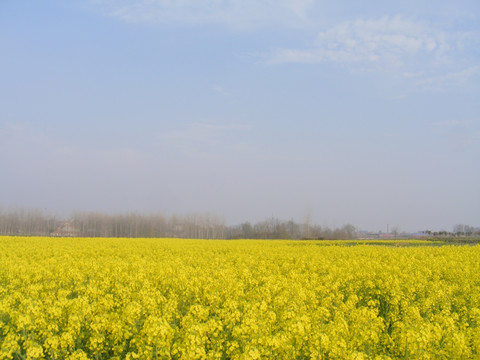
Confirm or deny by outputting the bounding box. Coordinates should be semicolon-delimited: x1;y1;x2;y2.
1;1;479;233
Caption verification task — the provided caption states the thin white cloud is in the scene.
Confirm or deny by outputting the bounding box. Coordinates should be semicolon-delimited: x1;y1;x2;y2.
0;122;28;133
267;16;450;65
432;119;470;127
416;66;480;90
156;121;252;157
431;118;480;152
97;147;145;167
264;15;480;90
212;84;228;95
93;0;315;29
161;121;250;141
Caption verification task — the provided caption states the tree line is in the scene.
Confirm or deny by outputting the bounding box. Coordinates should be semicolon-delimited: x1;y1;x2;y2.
3;207;477;240
0;208;57;236
420;225;480;238
0;208;358;239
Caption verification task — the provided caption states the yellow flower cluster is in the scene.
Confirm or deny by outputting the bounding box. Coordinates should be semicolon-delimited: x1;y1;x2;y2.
0;237;479;359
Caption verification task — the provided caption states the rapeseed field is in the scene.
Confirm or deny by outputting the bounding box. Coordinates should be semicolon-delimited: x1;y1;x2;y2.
1;236;479;359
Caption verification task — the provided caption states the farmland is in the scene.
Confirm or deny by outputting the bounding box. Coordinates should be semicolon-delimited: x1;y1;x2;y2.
1;237;480;359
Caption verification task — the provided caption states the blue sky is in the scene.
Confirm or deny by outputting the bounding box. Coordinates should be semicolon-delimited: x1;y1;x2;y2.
1;0;479;232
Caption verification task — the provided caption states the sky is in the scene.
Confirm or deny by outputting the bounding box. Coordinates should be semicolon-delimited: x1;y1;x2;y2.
1;0;479;232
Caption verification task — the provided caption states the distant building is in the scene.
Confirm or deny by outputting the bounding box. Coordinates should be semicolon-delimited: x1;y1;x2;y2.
379;233;395;239
50;221;80;237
